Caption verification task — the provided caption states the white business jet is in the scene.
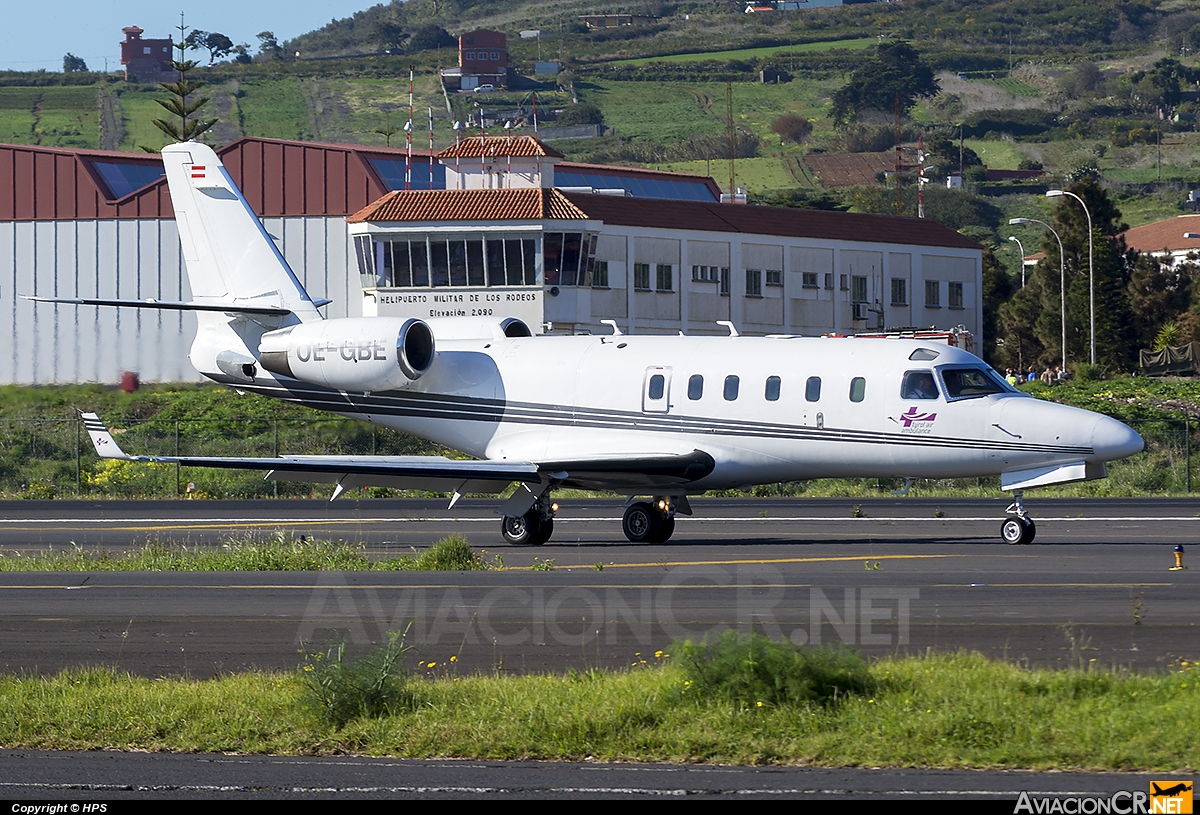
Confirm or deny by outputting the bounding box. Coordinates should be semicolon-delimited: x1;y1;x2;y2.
38;143;1144;546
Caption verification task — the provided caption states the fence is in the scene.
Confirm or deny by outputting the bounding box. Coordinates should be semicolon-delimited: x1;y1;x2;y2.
0;416;1191;499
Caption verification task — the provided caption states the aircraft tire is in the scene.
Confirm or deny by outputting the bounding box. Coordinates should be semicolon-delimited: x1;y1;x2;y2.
530;517;554;546
1000;516;1035;545
502;509;543;546
622;502;661;543
648;515;675;543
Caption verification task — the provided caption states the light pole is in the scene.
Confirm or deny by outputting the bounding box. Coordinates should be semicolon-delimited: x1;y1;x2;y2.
1007;235;1026;287
1010;217;1067;373
1046;189;1094;365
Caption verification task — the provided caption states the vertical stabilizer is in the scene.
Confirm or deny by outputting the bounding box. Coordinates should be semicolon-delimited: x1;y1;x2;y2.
162;142;322;322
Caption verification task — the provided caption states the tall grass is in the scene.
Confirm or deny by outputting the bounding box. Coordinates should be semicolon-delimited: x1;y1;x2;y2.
0;533;498;572
0;652;1195;768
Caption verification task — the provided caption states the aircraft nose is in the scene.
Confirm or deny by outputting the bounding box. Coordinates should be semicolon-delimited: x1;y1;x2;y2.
1091;415;1144;462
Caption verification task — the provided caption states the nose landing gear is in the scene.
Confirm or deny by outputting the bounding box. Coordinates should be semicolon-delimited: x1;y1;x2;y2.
1000;491;1036;545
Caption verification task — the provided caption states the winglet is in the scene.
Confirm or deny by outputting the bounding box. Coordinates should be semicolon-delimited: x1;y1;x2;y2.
80;413;130;459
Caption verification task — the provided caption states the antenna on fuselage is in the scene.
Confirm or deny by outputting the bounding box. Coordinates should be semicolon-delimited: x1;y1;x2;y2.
717;320;739;337
600;319;623;336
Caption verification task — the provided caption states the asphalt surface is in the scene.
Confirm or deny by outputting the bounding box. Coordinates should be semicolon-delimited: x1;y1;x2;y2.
0;497;1196;799
0;497;1196;675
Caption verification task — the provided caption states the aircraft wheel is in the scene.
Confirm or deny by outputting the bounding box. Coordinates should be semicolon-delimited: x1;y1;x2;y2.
1000;516;1035;545
502;509;543;546
622;502;661;543
530;517;554;546
649;515;675;543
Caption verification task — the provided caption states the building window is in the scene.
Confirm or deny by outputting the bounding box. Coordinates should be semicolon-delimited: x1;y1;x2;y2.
948;281;964;309
363;234;537;288
591;260;609;288
850;376;867;403
634;263;651;290
823;273;833;290
891;278;907;306
724;375;740;401
765;269;782;287
802;272;818;289
656;263;673;292
466;52;475;59
688;374;704;400
840;274;849;292
719;267;730;296
851;275;868;303
805;376;821;402
143;46;151;55
765;376;781;401
925;280;940;307
745;269;762;297
692;265;720;283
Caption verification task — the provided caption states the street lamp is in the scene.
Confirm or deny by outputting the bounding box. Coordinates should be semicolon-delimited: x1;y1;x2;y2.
1046;189;1094;365
1007;235;1026;287
1010;217;1067;373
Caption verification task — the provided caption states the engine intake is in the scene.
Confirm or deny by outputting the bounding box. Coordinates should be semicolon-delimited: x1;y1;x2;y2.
259;317;435;392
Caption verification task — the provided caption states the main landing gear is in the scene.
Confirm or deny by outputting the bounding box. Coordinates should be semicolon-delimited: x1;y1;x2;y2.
501;498;556;546
1000;491;1036;545
622;498;677;543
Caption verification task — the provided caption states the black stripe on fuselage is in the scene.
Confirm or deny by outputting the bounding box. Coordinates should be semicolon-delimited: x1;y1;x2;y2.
213;376;1095;458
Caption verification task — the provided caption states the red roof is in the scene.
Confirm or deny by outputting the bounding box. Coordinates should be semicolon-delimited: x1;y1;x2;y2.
349;188;590;223
437;135;564;160
350;187;981;250
1121;215;1200;254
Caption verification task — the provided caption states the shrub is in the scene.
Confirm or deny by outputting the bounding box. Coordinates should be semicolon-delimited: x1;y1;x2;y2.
770;113;812;144
412;535;485;570
674;631;873;707
298;630;412;728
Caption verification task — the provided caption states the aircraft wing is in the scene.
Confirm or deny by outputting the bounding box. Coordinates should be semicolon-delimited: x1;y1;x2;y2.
81;413;714;501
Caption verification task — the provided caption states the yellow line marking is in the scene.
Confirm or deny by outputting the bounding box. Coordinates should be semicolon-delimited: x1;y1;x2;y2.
557;553;959;570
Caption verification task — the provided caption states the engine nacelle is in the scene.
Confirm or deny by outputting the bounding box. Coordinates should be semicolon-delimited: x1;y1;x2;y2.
258;317;435;392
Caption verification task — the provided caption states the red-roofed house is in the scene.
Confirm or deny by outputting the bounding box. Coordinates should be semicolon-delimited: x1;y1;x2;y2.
120;26;174;83
1121;214;1200;265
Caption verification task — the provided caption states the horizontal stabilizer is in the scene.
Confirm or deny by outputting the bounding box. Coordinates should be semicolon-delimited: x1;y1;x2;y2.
23;295;332;316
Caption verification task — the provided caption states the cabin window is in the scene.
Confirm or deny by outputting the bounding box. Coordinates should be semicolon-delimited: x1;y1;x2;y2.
941;368;1009;400
805;376;821;402
765;376;781;401
648;374;665;400
688;374;703;400
901;370;939;400
849;377;866;403
724;375;740;401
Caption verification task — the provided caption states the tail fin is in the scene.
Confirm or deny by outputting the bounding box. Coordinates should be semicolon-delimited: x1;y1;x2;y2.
81;413;131;460
162;142;322;322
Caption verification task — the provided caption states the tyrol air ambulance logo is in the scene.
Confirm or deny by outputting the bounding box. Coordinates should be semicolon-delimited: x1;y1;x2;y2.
897;406;938;435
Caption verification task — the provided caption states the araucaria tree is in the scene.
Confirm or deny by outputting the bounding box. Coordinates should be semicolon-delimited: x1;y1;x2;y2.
152;19;217;143
830;42;939;127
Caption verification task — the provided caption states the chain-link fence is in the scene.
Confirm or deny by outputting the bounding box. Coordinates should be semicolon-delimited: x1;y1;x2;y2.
0;415;1192;499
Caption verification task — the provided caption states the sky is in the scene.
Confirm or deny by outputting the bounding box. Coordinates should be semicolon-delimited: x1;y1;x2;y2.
0;1;385;72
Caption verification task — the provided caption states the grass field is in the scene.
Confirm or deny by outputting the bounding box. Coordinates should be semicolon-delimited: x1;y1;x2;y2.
991;77;1040;97
964;138;1024;170
1;651;1195;768
611;37;876;67
0;86;99;148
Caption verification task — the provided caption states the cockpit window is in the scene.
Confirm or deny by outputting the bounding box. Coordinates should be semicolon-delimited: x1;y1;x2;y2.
940;367;1009;400
901;370;939;400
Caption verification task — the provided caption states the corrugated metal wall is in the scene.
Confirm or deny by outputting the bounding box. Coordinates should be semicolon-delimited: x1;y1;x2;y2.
0;216;359;384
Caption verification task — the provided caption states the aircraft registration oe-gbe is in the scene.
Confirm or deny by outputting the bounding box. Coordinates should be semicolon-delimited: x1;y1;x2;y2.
30;142;1145;546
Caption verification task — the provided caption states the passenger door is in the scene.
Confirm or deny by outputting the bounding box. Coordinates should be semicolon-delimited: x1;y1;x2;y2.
642;366;673;413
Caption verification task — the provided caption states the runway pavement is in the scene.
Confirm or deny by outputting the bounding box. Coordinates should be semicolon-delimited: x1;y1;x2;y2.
0;497;1196;676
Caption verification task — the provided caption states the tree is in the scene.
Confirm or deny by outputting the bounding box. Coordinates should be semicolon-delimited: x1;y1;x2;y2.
770;113;812;145
152;19;217;144
187;31;235;65
981;244;1015;366
62;53;88;73
407;24;456;53
556;102;604;126
830;42;939;126
256;31;284;61
374;19;407;52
